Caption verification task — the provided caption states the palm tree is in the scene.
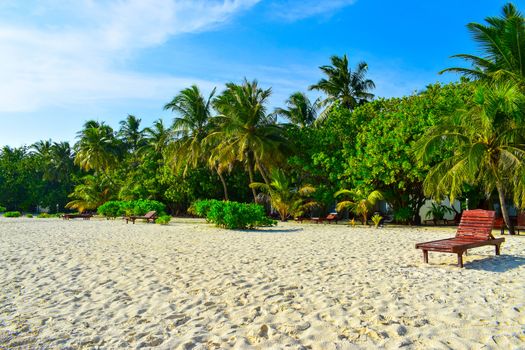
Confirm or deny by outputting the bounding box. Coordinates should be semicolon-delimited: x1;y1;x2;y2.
141;119;172;157
273;92;318;127
250;169;316;221
441;3;525;84
309;54;375;117
74;121;120;172
66;175;113;212
210;79;288;201
335;189;384;224
414;82;525;234
164;86;232;200
118;114;145;153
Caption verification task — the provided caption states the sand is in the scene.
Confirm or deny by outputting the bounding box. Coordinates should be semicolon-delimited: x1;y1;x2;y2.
0;217;524;349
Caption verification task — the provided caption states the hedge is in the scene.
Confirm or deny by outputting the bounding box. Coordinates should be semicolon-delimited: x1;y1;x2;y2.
191;200;276;229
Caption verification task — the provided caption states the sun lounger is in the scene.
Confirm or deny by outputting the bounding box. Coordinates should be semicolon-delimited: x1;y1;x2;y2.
125;211;157;224
415;209;504;267
62;213;93;220
311;213;339;224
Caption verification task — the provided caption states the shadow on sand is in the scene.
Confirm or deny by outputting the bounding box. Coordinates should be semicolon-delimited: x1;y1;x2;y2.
466;254;525;272
244;227;304;233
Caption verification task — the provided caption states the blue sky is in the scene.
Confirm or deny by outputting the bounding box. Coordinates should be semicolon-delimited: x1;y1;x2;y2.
0;0;510;147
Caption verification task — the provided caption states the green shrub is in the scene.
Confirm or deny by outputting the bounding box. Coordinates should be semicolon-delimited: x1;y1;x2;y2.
394;207;411;224
37;213;52;218
97;201;122;218
192;200;276;229
0;206;6;212
97;200;167;218
156;215;171;225
371;214;382;228
4;211;21;218
26;214;33;218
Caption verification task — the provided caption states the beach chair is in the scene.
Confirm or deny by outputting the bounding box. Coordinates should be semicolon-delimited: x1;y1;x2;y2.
515;212;525;235
125;211;157;224
62;213;93;220
415;209;504;268
311;213;339;224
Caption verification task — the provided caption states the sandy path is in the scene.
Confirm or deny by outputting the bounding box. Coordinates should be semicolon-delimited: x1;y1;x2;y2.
0;218;524;349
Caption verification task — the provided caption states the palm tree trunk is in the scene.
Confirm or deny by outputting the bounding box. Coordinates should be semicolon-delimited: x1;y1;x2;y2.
254;155;270;185
246;154;257;202
496;182;514;235
218;171;229;201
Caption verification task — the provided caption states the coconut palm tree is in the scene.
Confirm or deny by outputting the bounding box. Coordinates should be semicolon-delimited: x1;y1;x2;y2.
250;169;316;221
414;82;525;234
309;54;375;117
335;189;384;224
209;79;288;201
141;119;172;157
74;121;120;172
164;85;231;200
66;175;113;212
441;3;525;84
118;114;145;153
273;92;319;127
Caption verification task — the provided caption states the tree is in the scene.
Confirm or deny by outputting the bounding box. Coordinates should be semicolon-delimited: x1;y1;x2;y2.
66;175;113;212
309;54;375;117
250;169;316;221
75;121;121;172
210;79;288;201
441;3;525;84
414;82;525;234
118;114;145;153
274;92;318;127
335;189;384;224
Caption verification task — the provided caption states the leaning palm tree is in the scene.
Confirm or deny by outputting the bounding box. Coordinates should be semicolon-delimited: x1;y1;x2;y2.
335;189;384;224
441;3;525;84
309;54;375;119
414;82;525;234
250;169;316;221
209;79;288;201
273;92;319;127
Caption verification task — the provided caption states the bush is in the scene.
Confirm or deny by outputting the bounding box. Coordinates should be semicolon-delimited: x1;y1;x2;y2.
156;215;172;225
97;201;122;218
0;206;6;212
191;200;276;229
37;213;55;218
371;214;382;228
4;211;21;218
26;214;33;218
97;200;167;218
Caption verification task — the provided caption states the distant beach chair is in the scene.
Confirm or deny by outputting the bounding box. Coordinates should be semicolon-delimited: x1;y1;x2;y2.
62;213;93;220
125;211;157;224
311;213;339;224
415;209;504;268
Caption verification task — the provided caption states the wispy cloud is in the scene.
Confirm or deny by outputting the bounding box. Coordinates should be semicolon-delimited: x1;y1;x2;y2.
0;0;260;112
268;0;356;21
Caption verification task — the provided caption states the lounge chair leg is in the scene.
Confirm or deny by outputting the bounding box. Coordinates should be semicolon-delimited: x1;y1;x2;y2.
423;250;428;264
495;244;501;255
457;253;463;268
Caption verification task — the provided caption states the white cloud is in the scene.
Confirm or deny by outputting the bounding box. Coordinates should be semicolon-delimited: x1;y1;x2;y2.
269;0;356;21
0;0;260;112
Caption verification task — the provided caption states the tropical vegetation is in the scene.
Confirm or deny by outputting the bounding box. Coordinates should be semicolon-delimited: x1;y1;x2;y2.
1;3;524;234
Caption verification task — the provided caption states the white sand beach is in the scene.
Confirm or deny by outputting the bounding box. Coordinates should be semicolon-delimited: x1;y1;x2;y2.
1;218;524;349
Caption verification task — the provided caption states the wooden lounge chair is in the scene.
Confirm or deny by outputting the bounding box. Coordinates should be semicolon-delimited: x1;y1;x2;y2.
125;211;157;224
62;213;93;220
311;213;338;224
415;209;504;268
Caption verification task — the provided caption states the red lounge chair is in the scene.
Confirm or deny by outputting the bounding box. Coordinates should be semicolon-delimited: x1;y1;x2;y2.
125;211;157;224
415;209;504;268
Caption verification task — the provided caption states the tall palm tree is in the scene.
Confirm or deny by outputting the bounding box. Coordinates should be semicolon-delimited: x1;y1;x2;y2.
141;119;172;157
335;188;384;224
164;85;231;200
250;169;316;221
118;114;145;153
414;82;525;234
309;54;375;117
209;79;288;201
441;3;525;84
74;121;120;172
273;92;318;127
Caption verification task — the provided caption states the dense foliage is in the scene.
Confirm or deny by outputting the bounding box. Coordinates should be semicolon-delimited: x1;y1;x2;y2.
97;200;167;218
4;211;21;217
192;199;276;229
1;3;524;231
